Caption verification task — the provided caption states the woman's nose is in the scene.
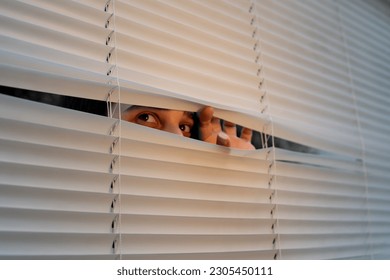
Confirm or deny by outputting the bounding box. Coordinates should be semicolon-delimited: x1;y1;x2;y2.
164;124;183;136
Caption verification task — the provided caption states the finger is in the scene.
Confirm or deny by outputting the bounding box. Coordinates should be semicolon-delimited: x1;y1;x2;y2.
211;117;222;132
197;106;214;127
198;106;221;131
197;106;214;140
197;106;223;143
223;120;237;136
240;127;253;142
216;131;231;147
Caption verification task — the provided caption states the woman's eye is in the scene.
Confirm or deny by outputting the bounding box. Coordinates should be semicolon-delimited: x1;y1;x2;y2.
179;124;191;133
137;113;157;123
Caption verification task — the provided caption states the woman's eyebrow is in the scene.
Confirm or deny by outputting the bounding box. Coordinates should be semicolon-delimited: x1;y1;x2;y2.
183;111;195;121
132;106;165;111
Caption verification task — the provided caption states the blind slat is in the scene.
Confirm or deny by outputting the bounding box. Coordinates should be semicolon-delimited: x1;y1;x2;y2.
1;0;389;260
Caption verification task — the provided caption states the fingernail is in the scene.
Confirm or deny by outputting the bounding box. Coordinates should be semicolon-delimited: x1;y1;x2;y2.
218;131;228;140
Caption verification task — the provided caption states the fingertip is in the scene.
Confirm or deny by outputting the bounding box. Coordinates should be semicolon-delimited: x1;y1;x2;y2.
217;131;231;147
198;106;214;123
222;120;237;136
241;127;253;141
223;120;235;127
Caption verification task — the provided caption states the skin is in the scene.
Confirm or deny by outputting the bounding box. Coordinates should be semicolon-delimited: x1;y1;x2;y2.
122;105;255;150
197;106;255;150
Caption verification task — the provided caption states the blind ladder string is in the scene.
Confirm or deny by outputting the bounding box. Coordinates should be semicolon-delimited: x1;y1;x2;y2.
105;0;123;259
112;0;123;260
335;3;373;259
251;0;282;260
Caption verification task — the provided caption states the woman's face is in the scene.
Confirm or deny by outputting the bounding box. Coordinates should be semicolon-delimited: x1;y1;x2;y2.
122;106;194;137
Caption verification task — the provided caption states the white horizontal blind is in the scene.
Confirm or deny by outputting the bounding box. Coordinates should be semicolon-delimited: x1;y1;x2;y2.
111;0;269;128
337;0;390;259
0;0;120;258
1;0;390;260
0;94;120;258
102;0;275;259
0;94;275;259
0;0;278;259
254;0;390;259
255;0;362;155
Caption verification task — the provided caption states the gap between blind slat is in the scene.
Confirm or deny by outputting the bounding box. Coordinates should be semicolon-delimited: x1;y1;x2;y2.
0;14;109;60
261;65;353;106
1;36;110;76
275;176;366;197
0;118;115;154
0;232;116;257
343;35;390;75
0;207;116;233
277;219;369;234
276;204;367;221
115;18;258;72
159;0;253;30
115;51;260;96
0;162;115;193
277;189;366;210
122;184;273;205
275;161;365;185
120;214;274;235
271;119;362;157
194;0;252;22
274;148;363;171
120;138;266;173
268;95;359;133
260;41;351;83
0;139;116;173
258;28;349;73
121;250;276;260
120;234;275;254
119;156;269;187
115;36;259;87
16;0;108;26
268;0;341;32
1;51;109;85
120;195;273;219
0;66;113;101
0;185;115;213
339;1;390;52
114;10;255;62
257;17;346;62
261;53;351;92
117;71;263;119
280;245;372;260
117;0;255;48
1;0;109;44
265;79;356;115
260;0;342;40
269;103;360;140
279;233;371;250
351;78;390;111
120;175;272;202
259;5;345;52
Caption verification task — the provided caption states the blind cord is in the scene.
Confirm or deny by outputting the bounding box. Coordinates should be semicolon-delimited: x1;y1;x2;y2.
112;0;123;260
335;2;373;259
105;0;122;260
252;0;282;260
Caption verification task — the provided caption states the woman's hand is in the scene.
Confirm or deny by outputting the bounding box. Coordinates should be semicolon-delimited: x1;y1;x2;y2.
197;106;255;150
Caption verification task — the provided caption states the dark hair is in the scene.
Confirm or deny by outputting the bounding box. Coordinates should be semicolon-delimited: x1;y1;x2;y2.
190;112;200;140
1;86;107;116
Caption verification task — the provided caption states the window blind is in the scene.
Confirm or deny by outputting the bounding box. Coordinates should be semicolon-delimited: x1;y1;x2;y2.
337;0;390;259
1;0;275;260
253;0;390;259
1;0;390;259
